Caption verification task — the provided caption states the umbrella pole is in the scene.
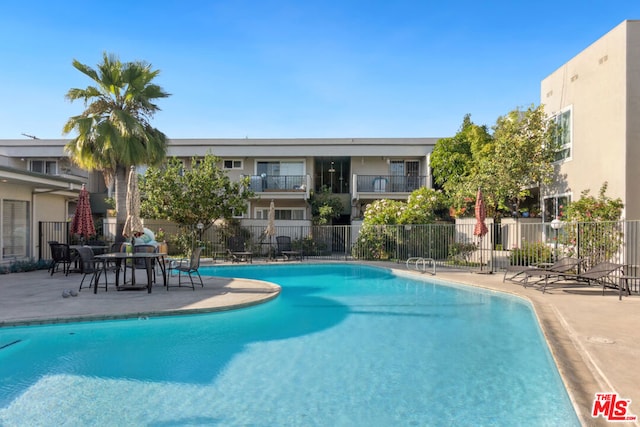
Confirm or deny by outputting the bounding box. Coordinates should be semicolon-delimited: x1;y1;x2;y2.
480;237;483;271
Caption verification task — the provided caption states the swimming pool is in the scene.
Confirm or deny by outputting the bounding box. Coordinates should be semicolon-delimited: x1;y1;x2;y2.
0;264;579;426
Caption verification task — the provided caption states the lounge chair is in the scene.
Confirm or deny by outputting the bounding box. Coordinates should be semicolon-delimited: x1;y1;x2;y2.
227;236;252;263
524;261;623;294
168;247;204;290
276;236;302;261
503;257;583;284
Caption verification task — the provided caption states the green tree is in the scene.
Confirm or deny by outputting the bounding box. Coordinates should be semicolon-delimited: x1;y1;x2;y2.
481;104;556;215
352;188;446;260
430;114;492;215
435;106;556;220
362;188;445;226
562;182;623;222
309;187;344;225
430;114;491;191
63;52;170;242
140;155;254;232
560;183;624;265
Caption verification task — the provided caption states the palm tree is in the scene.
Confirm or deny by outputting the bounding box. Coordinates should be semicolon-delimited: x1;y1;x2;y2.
63;52;170;242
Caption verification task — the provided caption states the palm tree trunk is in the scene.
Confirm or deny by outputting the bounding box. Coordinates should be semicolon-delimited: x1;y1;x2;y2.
114;165;128;243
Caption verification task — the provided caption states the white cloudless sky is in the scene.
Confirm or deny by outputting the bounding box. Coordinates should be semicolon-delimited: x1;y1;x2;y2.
1;0;639;140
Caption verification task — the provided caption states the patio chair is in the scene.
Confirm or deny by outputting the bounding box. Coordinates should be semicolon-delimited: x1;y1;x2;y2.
167;247;204;290
76;246;110;292
49;242;78;276
276;235;302;261
47;240;59;273
123;244;157;285
503;257;583;284
136;244;158;280
525;261;624;294
227;236;252;263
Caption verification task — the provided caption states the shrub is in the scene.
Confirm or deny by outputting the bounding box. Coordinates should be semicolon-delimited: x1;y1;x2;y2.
509;241;552;266
0;259;49;274
351;225;394;260
447;242;477;264
561;183;624;266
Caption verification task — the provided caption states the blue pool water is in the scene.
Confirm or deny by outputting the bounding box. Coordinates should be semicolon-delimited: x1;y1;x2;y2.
0;264;579;426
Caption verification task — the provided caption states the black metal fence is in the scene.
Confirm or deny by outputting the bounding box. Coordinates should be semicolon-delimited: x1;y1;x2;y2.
39;221;70;261
355;175;427;193
246;175;307;192
36;219;640;293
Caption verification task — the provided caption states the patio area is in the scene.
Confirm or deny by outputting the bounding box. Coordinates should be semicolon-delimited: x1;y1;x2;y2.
1;261;639;426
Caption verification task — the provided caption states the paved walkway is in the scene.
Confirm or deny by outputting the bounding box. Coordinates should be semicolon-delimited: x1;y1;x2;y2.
1;262;639;426
0;266;281;325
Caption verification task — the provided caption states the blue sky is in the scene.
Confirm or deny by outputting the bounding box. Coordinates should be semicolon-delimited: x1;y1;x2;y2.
1;1;639;140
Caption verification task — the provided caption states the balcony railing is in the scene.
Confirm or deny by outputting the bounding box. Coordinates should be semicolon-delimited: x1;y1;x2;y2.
355;175;427;193
247;175;308;192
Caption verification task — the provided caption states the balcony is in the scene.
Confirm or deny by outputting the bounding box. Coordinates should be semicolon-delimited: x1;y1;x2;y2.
352;174;427;200
247;174;311;199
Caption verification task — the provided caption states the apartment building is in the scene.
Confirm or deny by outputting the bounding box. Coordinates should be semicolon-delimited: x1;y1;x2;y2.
0;137;437;262
541;19;640;221
9;21;637;263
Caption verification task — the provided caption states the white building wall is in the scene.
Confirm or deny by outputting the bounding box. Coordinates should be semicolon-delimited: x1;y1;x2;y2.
541;20;640;219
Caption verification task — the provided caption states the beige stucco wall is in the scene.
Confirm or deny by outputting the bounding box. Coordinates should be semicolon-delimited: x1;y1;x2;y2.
351;157;394;175
2;183;69;259
625;22;640;219
541;20;640;218
2;182;33;202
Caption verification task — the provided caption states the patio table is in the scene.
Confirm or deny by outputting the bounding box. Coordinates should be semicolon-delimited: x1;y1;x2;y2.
94;252;167;294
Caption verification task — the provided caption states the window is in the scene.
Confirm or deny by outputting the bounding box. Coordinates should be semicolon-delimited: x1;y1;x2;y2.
257;160;305;190
29;160;58;175
256;208;304;220
553;107;572;162
2;200;29;259
389;160;421;191
544;194;570;222
223;159;243;169
257;160;304;176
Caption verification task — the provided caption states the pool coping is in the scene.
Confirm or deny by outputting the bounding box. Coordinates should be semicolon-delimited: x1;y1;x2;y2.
388;265;640;427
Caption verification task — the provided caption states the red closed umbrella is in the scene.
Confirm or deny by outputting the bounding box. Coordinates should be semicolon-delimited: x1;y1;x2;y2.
70;184;96;242
474;189;488;239
474;189;489;271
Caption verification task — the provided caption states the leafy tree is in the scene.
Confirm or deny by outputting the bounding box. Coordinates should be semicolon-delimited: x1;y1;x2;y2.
309;187;344;225
481;104;557;215
63;52;169;242
140;155;254;233
399;187;447;224
362;188;445;226
434;106;556;219
430;114;491;191
362;199;406;225
352;188;446;260
430;114;492;215
560;183;624;266
562;182;623;222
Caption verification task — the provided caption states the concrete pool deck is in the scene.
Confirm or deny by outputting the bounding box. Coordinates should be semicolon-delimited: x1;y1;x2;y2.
1;262;639;426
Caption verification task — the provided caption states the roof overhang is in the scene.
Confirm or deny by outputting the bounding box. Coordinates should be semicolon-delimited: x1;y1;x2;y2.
0;165;84;196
